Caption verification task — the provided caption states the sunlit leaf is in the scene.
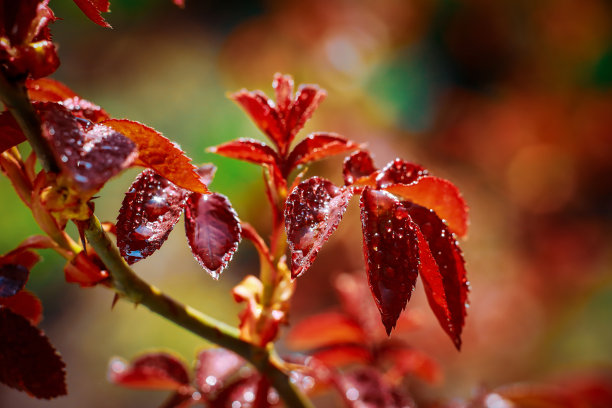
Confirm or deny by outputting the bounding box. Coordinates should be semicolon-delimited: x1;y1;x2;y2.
0;290;42;326
117;169;188;264
26;78;78;103
0;307;66;399
285;85;327;143
230;90;284;150
194;348;244;394
208;138;280;169
72;0;111;28
108;352;190;390
64;252;109;287
343;150;377;186
102;119;208;194
286;312;367;351
286;133;358;175
184;192;241;279
375;159;427;189
273;73;294;112
285;177;354;278
384;176;469;238
360;188;420;335
60;97;110;123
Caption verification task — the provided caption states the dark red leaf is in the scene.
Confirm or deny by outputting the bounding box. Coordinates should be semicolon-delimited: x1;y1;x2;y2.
285;85;327;144
102;119;208;194
0;290;43;326
60;97;110;123
0;245;40;271
159;390;199;408
117;169;188;264
360;188;420;335
407;204;468;350
184;192;241;279
286;312;367;351
273;73;294;112
0;264;29;298
0;306;66;399
230;90;284;150
208;138;280;169
208;374;273;408
38;103;137;192
108;352;190;390
343;150;377;186
285;177;354;278
286;132;358;175
26;78;78;103
64;252;109;286
375;159;427;189
384;176;469;238
0;111;26;153
72;0;111;28
196;164;217;186
194;348;244;394
335;368;415;408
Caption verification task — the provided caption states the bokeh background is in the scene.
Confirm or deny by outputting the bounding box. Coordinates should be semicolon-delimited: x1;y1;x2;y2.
1;0;612;406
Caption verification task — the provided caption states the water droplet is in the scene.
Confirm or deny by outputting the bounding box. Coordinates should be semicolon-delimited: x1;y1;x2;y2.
244;391;255;402
205;375;217;386
346;387;359;401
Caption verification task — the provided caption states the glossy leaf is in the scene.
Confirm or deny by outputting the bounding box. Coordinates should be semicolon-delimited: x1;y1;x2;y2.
360;188;420;335
286;312;367;351
384;176;469;238
0;307;66;399
285;85;327;143
407;204;467;350
285;177;354;278
335;368;415;408
375;159;427;189
208;138;280;168
208;374;272;408
117;169;188;264
0;111;26;153
72;0;111;28
343;150;377;186
194;348;244;394
38;103;137;192
0;264;29;298
61;97;110;123
26;78;78;102
0;290;43;326
273;73;294;112
102;119;208;194
184;192;241;279
286;132;358;175
108;352;190;390
230;90;284;149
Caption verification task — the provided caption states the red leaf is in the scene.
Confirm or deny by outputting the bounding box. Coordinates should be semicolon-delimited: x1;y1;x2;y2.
184;192;241;279
360;188;420;335
285;85;327;144
0;290;43;326
72;0;111;28
26;78;78;102
375;159;427;188
286;312;367;351
0;307;66;399
117;169;188;264
384;176;469;238
194;348;244;394
0;264;29;298
108;352;190;391
286;132;358;174
38;103;137;192
273;73;294;112
285;177;354;278
102;119;208;194
408;204;468;350
230;90;284;150
343;150;377;186
311;345;373;368
60;97;110;123
381;346;442;384
196;164;217;186
208;138;281;169
64;252;109;287
335;368;415;408
0;111;26;153
209;374;272;408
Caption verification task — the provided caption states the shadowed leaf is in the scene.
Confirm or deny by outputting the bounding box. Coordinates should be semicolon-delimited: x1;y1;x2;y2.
0;307;66;399
0;290;42;326
285;177;353;278
102;119;208;194
108;352;190;390
117;169;188;264
343;150;377;186
381;346;442;384
335;368;415;408
72;0;111;27
195;348;244;394
184;192;241;279
286;133;358;175
0;264;29;298
0;111;26;153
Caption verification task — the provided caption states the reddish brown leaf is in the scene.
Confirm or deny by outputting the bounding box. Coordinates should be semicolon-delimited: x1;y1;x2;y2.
407;204;468;350
343;150;377;186
0;111;26;153
194;348;244;394
0;246;40;272
286;312;367;351
60;97;110;123
335;368;415;408
0;306;66;399
286;133;358;175
375;159;427;189
26;78;78;102
0;264;29;298
384;176;469;238
381;346;442;384
196;164;217;186
285;177;354;278
360;188;420;335
184;192;241;279
117;169;188;264
273;73;294;112
72;0;111;28
208;138;280;169
285;85;327;144
312;345;373;368
38;103;137;192
208;374;273;408
102;119;208;194
64;252;109;287
0;290;43;326
230;90;284;150
108;352;190;390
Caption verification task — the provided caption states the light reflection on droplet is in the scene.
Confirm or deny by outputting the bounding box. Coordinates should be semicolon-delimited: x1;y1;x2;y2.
231;401;241;408
346;387;359;401
205;375;217;386
244;391;255;402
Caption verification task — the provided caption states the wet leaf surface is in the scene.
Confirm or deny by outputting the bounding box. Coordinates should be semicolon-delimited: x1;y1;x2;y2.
72;0;111;28
286;132;358;175
195;348;244;394
108;352;190;390
26;78;78;103
230;90;284;150
343;150;377;186
375;159;427;189
335;368;414;408
285;85;327;144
